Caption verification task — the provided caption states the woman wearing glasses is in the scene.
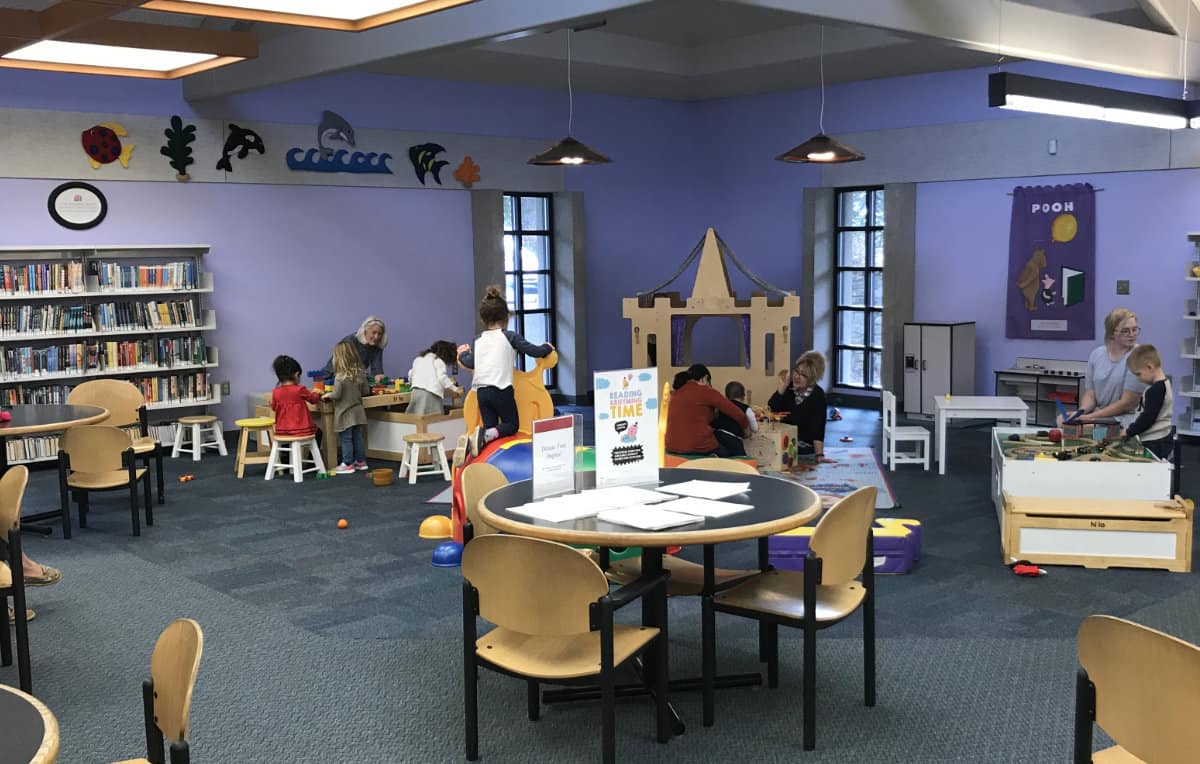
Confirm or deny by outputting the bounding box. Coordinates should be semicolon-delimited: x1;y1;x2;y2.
768;350;832;462
1072;308;1146;427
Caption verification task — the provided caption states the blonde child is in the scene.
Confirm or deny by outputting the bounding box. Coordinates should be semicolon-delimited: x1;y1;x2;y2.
270;355;320;437
1123;344;1174;459
322;340;371;474
406;340;464;416
457;285;553;455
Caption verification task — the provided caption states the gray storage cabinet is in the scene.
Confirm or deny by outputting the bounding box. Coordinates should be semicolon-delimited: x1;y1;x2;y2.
902;322;975;416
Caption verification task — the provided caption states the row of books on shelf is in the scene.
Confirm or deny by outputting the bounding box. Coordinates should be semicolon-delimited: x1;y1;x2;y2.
97;261;197;290
0;372;211;405
1;262;86;295
0;299;203;337
4;424;182;462
0;338;209;378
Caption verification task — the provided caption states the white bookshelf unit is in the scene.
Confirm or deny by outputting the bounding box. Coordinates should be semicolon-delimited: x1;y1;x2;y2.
0;244;221;463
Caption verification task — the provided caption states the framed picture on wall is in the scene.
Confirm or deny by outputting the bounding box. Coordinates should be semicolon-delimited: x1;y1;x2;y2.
48;181;107;230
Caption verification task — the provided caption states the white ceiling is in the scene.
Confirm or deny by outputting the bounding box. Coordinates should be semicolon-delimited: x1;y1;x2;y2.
2;0;1196;102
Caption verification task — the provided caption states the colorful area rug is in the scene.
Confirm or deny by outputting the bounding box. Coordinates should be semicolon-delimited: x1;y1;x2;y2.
764;447;897;509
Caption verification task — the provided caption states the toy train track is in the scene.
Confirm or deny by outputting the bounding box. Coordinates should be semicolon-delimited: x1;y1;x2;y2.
1000;431;1154;462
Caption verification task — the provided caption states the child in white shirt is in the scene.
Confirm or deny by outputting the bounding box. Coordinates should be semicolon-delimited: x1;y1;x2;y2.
406;340;463;416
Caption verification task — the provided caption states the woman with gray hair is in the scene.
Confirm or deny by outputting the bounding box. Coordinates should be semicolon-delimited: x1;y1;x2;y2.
323;316;388;382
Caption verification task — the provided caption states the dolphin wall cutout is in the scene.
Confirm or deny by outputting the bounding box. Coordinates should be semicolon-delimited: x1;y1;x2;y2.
286;110;393;175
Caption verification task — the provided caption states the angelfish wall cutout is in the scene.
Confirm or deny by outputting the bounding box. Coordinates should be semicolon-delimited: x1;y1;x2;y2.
409;143;448;185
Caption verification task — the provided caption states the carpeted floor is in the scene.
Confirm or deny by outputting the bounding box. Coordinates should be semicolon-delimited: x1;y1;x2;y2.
3;406;1195;762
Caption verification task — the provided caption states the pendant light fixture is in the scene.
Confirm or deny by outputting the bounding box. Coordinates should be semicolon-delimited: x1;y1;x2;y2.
529;28;611;166
776;26;864;164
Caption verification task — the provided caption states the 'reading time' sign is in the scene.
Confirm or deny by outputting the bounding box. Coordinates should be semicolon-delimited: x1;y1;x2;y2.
593;368;659;488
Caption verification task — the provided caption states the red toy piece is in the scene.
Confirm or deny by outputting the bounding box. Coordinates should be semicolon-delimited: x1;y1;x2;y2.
1010;561;1046;577
1048;429;1062;443
178;473;195;483
0;411;10;423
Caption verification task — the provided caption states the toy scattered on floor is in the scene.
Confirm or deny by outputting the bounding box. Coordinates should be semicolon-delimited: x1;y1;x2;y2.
177;474;195;482
431;540;463;567
337;518;348;529
1009;559;1046;577
839;436;854;443
315;471;329;480
419;515;452;539
828;407;843;421
372;468;394;486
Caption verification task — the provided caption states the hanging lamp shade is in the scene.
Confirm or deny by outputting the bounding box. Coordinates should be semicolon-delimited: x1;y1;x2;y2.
775;133;864;163
528;135;611;166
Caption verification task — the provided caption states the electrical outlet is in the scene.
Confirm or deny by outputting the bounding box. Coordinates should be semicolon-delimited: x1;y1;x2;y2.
1116;280;1130;295
220;381;231;395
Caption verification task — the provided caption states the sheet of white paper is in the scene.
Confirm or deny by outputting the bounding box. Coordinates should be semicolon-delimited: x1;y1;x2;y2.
579;486;677;507
596;505;704;531
506;500;599;523
651;497;752;518
657;480;751;500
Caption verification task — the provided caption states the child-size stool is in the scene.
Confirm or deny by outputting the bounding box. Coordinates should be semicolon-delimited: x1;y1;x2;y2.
234;416;275;478
398;432;451;484
265;434;326;483
171;415;227;461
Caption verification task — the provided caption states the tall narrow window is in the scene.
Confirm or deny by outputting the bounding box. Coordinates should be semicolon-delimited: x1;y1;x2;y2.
833;187;884;390
503;192;556;388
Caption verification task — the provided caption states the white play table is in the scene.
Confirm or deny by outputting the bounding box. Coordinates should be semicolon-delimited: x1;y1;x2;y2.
932;395;1028;475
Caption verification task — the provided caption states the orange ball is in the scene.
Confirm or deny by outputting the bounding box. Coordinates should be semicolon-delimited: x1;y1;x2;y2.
337;518;348;529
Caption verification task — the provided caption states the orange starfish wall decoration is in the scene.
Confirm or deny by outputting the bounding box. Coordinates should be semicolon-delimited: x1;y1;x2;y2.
454;156;481;187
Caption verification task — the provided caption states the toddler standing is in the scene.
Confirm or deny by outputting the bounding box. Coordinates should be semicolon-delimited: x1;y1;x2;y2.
270;355;320;437
1123;344;1174;459
406;340;464;416
457;285;553;455
323;340;371;474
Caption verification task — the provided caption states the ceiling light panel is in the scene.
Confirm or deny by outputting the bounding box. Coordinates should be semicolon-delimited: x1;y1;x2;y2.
3;40;216;71
140;0;477;30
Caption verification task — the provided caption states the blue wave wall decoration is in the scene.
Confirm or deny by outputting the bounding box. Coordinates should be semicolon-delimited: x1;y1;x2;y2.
286;147;393;174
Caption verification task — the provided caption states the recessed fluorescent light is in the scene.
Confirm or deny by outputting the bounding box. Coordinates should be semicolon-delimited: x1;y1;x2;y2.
4;40;216;72
140;0;478;30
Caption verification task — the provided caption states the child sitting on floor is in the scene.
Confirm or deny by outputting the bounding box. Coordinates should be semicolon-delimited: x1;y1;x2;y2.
270;354;320;437
712;380;758;446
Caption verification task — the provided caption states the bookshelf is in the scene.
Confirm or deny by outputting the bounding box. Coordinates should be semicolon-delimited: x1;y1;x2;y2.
0;244;221;464
1181;234;1200;437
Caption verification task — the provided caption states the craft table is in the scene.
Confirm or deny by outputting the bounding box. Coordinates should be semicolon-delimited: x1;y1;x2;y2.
932;395;1027;475
479;468;821;734
0;683;59;763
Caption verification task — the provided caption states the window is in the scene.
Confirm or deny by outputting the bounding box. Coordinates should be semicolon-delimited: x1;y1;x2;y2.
833;187;884;390
503;192;555;387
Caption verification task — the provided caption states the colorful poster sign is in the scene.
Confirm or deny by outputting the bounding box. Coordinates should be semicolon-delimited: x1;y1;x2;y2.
532;414;576;499
593;368;659;488
1006;183;1095;339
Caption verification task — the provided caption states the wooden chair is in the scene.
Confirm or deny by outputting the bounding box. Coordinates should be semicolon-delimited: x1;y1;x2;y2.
881;390;929;470
462;534;670;764
58;425;152;537
0;466;33;693
460;462;507;544
705;486;878;748
605;460;759;596
1074;615;1200;764
112;618;204;764
69;379;166;505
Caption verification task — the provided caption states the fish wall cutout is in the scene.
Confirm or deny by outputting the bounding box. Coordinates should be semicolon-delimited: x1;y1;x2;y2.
408;143;448;185
286;110;392;175
217;123;265;173
82;122;134;170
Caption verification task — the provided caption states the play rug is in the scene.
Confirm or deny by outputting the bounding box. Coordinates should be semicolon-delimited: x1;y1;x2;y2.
427;485;453;503
764;447;897;510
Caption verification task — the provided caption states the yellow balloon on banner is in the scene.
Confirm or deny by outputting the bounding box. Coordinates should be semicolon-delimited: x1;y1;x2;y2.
1051;213;1078;243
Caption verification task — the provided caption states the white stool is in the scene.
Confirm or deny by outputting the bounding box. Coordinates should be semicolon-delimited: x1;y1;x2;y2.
171;415;228;461
397;433;451;484
265;434;327;483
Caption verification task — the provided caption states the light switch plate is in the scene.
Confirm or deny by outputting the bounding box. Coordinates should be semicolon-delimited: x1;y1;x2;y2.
1116;280;1130;295
220;381;231;395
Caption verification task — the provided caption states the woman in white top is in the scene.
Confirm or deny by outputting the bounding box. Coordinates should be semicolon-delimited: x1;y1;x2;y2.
405;340;463;415
1073;308;1146;428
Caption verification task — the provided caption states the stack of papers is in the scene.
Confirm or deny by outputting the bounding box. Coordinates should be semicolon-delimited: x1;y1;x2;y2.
597;505;706;531
579;485;678;507
506;493;602;523
659;480;751;500
652;497;753;518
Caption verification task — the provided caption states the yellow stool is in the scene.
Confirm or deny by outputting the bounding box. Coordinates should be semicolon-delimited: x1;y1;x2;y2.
398;432;451;484
171;415;227;461
234;417;275;479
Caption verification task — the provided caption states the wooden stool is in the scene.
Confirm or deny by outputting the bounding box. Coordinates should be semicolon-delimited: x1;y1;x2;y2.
265;434;326;482
398;432;451;484
171;415;227;461
234;416;275;478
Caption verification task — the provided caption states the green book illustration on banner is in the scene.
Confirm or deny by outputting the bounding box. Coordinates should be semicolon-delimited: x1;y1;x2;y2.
1062;266;1085;306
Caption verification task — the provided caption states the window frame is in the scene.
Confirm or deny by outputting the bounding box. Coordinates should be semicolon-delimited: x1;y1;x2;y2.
832;186;884;391
502;192;556;388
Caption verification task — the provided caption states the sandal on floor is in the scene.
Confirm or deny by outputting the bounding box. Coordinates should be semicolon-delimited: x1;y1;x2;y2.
6;606;35;623
24;564;61;587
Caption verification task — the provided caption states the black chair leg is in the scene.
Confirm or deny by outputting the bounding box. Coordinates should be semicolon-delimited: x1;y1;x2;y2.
11;533;31;693
654;633;670;743
155;446;165;504
803;623;817;751
0;593;11;666
765;622;779;688
129;479;141;537
527;680;540;721
1073;669;1095;764
56;456;72;539
77;491;88;529
600;672;616;764
143;471;153;526
702;595;716;727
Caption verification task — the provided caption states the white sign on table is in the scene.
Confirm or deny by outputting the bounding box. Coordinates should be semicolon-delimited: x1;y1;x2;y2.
532;414;578;500
593;368;659;488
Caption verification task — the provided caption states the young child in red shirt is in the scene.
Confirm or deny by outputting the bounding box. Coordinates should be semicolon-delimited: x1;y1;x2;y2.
270;355;320;437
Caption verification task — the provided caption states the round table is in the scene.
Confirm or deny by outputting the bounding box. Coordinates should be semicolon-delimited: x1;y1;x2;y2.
2;404;109;532
0;683;59;763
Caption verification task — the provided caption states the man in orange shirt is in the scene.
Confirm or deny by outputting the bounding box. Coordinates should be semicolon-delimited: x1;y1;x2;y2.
665;364;749;456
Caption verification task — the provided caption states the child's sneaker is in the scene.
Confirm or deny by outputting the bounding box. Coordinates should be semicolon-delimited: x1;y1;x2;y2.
334;463;356;475
469;426;484;457
354;461;369;471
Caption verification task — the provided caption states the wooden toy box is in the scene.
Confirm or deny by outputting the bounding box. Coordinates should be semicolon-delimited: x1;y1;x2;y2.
744;419;800;472
1002;493;1192;572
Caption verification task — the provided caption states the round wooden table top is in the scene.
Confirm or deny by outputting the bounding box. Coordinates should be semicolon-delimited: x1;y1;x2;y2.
479;468;822;548
0;404;108;436
0;683;59;763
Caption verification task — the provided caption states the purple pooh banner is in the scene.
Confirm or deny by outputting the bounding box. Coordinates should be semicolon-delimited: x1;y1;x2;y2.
1005;183;1095;340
